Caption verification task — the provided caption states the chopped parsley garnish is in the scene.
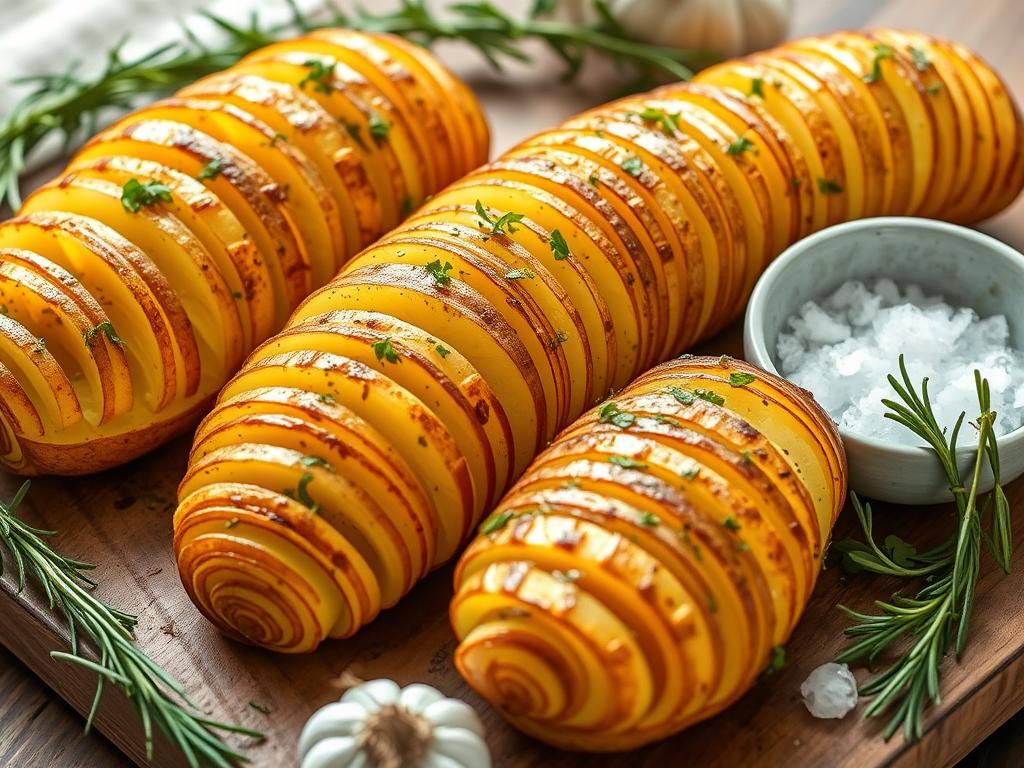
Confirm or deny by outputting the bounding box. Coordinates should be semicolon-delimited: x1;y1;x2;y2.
609;455;647;469
863;43;895;84
83;321;124;349
667;386;725;407
637;511;661;527
475;199;524;235
750;76;765;99
740;448;754;464
635;106;680;136
283;472;318;514
729;372;757;387
909;46;931;71
760;645;787;679
598;401;635;429
549;229;571;261
621;155;644;177
120;178;172;213
318;393;337;404
435;344;450;358
481;511;513;535
707;593;719;614
681;466;700;480
342;120;367;150
817;177;844;195
401;196;415;216
425;259;454;285
299;455;331;470
723;516;742;532
587;173;600;187
197;157;224;181
299;59;335;94
546;330;569;351
248;701;272;715
504;267;535;280
726;136;755;156
368;113;391;143
927;82;944;95
372;337;400;364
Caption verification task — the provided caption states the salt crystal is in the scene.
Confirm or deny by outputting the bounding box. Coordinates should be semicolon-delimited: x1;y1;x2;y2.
800;662;858;719
777;280;1024;446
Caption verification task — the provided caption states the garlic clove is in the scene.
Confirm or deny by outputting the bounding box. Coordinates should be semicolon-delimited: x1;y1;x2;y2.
422;698;487;737
399;682;447;712
340;678;402;709
431;726;493;768
301;736;360;768
298;702;366;755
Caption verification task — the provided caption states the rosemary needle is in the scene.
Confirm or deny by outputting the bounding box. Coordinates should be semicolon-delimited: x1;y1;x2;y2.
0;481;262;767
833;355;1012;742
0;0;715;210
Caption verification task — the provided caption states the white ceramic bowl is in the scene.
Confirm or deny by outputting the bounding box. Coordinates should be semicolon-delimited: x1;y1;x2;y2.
744;217;1024;505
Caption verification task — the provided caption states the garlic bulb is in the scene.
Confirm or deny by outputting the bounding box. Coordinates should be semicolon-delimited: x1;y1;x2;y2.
298;679;491;768
565;0;792;58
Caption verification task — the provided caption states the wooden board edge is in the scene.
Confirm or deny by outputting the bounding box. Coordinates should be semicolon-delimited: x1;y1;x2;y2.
0;575;187;768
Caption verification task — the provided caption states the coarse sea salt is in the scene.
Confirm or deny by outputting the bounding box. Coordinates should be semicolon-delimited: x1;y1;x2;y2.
801;662;858;719
777;279;1024;446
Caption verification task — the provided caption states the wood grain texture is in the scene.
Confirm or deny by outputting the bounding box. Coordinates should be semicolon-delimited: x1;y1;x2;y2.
2;0;1024;766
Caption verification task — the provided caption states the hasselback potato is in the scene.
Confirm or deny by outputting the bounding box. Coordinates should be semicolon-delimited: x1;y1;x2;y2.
451;356;846;751
174;29;1024;653
0;30;488;475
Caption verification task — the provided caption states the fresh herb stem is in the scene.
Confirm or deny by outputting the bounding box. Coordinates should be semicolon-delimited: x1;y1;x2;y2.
0;481;262;767
834;355;1011;742
0;0;714;210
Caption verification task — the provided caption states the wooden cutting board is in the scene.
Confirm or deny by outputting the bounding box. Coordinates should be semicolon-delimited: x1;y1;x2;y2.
2;0;1024;766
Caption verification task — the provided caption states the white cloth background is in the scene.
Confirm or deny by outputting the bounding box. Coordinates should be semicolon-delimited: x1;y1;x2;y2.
0;0;326;118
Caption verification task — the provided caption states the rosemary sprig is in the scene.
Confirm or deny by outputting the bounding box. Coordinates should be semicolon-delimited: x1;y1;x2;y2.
0;0;713;210
0;481;262;767
833;355;1012;741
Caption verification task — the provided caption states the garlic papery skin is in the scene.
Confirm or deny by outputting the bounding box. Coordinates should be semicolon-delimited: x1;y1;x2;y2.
565;0;793;58
298;679;492;768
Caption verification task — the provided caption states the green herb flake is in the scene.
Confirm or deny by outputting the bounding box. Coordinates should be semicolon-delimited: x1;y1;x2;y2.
368;112;391;143
817;177;844;195
401;196;415;216
740;448;754;464
83;321;124;349
750;76;765;99
587;173;600;187
761;645;786;678
299;455;331;471
283;472;318;514
909;46;931;71
666;386;695;405
723;516;742;532
681;466;700;480
637;511;661;527
598;401;635;429
636;106;680;136
425;259;454;286
729;372;757;387
342;120;367;151
621;155;644;177
435;344;451;358
120;178;172;213
372;337;400;364
707;592;719;614
197;157;224;181
863;43;895;84
318;393;337;404
549;229;571;261
505;267;535;280
927;82;944;95
726;136;755;156
475;199;525;235
609;455;647;469
481;511;513;535
695;388;725;406
248;700;272;715
299;58;335;94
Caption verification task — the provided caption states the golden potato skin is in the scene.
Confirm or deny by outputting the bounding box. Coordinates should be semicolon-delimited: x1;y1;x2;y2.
451;357;846;751
169;28;1024;658
0;31;489;476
